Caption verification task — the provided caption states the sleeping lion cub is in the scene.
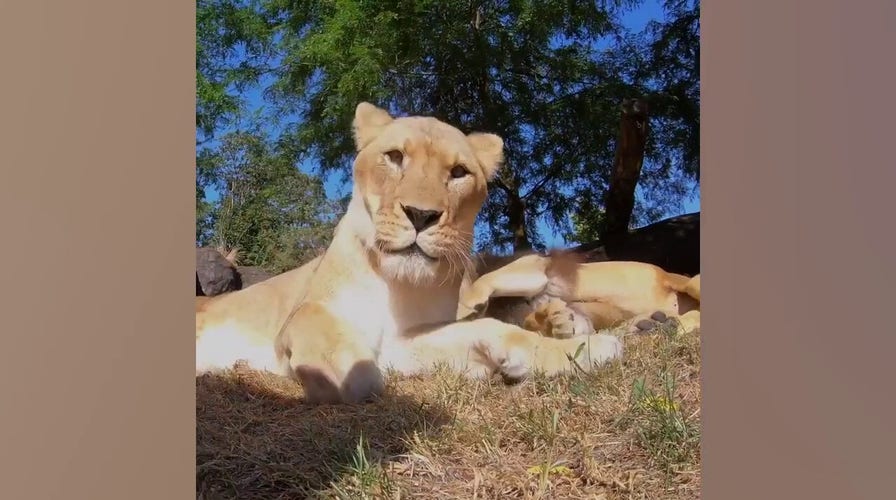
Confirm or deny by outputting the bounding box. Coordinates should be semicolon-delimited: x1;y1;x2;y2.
195;102;622;404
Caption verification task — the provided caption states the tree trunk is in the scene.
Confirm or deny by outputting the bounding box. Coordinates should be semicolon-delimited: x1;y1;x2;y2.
601;98;650;239
471;6;532;253
507;193;532;252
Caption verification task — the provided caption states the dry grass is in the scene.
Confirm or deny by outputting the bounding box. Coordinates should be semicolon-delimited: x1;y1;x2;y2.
197;324;701;499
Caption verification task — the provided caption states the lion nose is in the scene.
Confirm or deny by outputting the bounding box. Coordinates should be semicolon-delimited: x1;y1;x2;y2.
402;205;442;232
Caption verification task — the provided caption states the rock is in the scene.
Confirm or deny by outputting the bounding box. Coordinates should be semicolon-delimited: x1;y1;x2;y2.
236;266;274;288
569;212;700;276
196;247;241;296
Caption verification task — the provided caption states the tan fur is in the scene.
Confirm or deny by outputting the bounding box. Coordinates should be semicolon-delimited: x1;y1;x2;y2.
195;103;623;404
521;297;590;339
460;250;701;336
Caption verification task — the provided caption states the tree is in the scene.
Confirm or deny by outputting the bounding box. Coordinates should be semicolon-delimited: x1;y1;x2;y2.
602;97;651;237
572;0;699;242
196;0;339;271
628;0;700;222
196;0;275;142
196;0;278;246
239;0;651;252
195;0;701;256
198;131;338;273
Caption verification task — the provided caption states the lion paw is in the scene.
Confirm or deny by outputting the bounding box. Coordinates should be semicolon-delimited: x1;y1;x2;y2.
496;329;623;383
546;305;593;339
631;311;670;333
527;298;594;339
495;345;532;385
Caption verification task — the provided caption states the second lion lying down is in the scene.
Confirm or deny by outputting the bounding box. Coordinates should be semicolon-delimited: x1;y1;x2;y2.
196;102;622;404
459;251;701;339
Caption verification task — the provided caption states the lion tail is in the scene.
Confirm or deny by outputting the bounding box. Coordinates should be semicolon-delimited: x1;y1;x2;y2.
541;249;588;297
223;248;240;265
213;245;241;266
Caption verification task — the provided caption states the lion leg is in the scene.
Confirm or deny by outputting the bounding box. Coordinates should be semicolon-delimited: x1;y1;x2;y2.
195;322;280;375
398;318;622;382
275;302;385;404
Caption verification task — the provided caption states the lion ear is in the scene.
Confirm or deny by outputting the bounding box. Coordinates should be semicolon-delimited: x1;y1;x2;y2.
353;102;394;151
467;132;504;181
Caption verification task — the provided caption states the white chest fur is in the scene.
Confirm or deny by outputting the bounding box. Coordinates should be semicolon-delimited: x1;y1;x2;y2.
325;274;461;356
387;280;460;334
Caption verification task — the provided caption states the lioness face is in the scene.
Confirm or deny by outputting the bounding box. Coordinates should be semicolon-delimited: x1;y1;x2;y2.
350;102;503;283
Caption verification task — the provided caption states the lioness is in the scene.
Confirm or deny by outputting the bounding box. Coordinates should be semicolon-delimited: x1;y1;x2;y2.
459;251;701;337
196;103;622;404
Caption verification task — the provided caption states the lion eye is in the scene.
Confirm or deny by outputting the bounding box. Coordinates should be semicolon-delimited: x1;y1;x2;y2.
450;165;469;179
385;150;404;166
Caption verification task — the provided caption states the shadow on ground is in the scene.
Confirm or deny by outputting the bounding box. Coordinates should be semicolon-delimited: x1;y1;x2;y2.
196;368;450;499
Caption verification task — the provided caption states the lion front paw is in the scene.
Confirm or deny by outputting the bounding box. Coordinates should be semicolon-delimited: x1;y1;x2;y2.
546;303;594;339
525;298;594;339
293;359;385;405
496;352;530;385
527;331;623;377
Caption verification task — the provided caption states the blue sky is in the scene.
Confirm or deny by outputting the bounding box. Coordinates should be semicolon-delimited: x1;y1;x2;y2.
203;0;700;248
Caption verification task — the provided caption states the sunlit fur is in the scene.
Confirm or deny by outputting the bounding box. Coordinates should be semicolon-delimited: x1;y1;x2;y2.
349;113;499;286
459;251;702;337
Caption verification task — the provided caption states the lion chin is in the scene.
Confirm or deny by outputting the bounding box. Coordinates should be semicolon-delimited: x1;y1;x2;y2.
377;244;443;284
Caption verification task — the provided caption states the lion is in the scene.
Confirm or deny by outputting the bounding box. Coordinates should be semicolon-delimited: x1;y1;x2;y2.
458;250;701;338
195;102;623;404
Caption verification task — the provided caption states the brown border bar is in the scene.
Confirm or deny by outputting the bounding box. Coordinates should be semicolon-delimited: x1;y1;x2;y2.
703;1;896;498
0;1;196;498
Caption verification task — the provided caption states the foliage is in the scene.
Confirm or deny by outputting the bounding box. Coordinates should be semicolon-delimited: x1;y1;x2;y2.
259;0;643;251
196;0;339;271
195;0;701;262
571;205;606;244
625;322;701;471
196;0;276;142
630;0;700;226
198;131;338;273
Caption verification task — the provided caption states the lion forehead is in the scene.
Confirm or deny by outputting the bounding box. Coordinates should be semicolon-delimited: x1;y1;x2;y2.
385;118;477;165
